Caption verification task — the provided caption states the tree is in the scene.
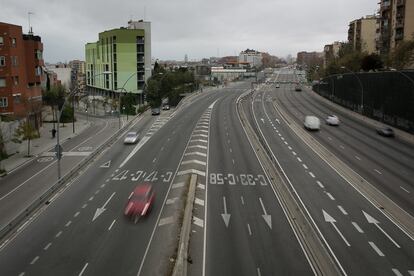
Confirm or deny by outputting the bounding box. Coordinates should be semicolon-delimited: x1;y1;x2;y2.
145;78;162;107
390;39;414;69
361;53;383;71
13;120;39;157
42;84;66;125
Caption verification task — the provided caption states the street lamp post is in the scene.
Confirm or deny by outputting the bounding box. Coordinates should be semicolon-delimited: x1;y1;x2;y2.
340;66;364;113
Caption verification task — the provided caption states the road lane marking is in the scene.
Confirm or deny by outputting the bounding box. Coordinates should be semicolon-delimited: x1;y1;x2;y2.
241;196;245;205
247;224;252;236
369;241;385;256
78;263;89;276
193;216;204;228
108;219;116;231
326;193;335;201
30;256;39;265
281;137;285;141
95;190;100;195
181;160;207;166
408;270;414;276
352;222;364;233
65;221;72;227
74;211;80;217
328;136;332;141
392;269;403;276
292;151;297;156
355;156;361;161
18;273;25;276
191;139;208;143
195;198;204;206
400;186;410;193
177;169;206;176
166;197;179;205
302;164;308;169
232;159;235;164
309;172;315;178
363;211;400;248
188;145;207;150
82;204;87;209
316;181;324;188
100;184;106;188
229;148;233;153
197;183;205;190
44;242;52;250
55;231;63;238
185;152;207;157
374;169;382;175
297;157;302;162
287;145;291;149
152;158;157;163
339;145;345;149
323;210;350;247
257;267;261;276
337;206;348;215
89;196;94;201
192;134;208;138
172;182;185;189
158;216;174;226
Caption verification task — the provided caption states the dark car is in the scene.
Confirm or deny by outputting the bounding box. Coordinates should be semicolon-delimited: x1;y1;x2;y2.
124;183;155;223
151;107;161;115
377;127;395;137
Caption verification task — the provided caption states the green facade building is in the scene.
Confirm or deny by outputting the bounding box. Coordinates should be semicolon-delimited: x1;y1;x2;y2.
85;21;151;101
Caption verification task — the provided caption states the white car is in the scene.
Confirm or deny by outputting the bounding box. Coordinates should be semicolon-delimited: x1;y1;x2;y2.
124;132;139;144
326;115;339;126
304;116;320;130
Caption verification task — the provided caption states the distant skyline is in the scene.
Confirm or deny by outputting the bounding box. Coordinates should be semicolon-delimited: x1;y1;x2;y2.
1;0;378;63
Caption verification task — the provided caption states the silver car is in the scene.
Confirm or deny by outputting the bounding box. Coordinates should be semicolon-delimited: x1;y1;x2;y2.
304;116;320;130
124;132;139;144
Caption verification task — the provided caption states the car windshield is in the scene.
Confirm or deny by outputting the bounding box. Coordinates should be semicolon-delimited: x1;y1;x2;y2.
127;133;137;137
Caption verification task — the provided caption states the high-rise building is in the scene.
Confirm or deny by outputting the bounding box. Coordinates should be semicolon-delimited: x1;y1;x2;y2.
348;15;378;54
238;49;262;68
323;41;343;68
0;22;43;128
377;0;414;56
85;20;151;102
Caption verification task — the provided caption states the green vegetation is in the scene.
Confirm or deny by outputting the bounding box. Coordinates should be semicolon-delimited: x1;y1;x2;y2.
13;121;40;157
42;84;66;123
120;93;138;116
388;39;414;70
145;63;198;107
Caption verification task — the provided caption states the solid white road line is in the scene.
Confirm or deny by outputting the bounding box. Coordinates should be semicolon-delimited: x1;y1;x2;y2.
352;222;364;233
400;186;410;193
108;219;116;231
369;241;385;257
78;263;89;276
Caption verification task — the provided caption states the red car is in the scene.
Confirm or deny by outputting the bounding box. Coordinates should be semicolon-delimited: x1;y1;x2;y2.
124;183;155;223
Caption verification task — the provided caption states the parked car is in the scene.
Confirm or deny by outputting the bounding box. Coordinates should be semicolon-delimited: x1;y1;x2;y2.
162;104;170;110
151;107;161;115
304;116;320;130
124;183;155;223
124;131;139;144
295;84;302;91
377;127;394;137
326;115;340;126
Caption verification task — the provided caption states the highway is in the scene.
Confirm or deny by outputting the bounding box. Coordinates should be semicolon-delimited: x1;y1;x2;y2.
0;72;413;276
250;68;414;275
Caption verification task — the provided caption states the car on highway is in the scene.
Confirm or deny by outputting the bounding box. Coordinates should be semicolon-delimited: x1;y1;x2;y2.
162;104;170;110
377;126;395;137
124;131;139;144
304;115;320;130
124;183;155;223
151;107;161;115
276;83;280;88
326;115;340;126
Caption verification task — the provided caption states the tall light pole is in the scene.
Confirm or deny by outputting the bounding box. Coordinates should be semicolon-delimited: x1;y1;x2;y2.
340;66;364;113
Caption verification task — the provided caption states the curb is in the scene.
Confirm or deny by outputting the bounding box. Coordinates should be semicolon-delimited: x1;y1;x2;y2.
172;174;197;276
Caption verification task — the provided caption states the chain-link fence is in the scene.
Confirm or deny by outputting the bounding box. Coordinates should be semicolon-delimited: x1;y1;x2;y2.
313;70;414;133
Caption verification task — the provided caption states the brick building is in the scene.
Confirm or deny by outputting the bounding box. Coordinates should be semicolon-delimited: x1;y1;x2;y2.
0;22;44;128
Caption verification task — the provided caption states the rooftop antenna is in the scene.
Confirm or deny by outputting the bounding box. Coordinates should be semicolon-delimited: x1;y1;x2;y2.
28;11;34;35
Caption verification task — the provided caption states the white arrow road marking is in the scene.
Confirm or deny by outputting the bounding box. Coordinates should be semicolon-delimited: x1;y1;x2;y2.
362;211;400;248
221;196;231;228
92;192;116;222
259;197;272;229
323;210;350;246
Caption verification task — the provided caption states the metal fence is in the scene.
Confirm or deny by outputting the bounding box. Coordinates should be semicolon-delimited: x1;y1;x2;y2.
313;70;414;133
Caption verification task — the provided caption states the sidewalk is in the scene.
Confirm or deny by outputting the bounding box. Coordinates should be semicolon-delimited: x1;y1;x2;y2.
0;118;90;174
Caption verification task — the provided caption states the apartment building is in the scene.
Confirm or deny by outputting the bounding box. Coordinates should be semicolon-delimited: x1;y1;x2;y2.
296;51;323;68
377;0;414;56
69;60;86;93
348;15;377;54
238;49;262;68
85;20;151;102
0;22;43;128
323;41;343;68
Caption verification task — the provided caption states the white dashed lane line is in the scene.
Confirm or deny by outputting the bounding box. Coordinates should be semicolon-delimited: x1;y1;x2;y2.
392;268;404;276
108;219;116;231
247;224;252;236
337;206;348;215
74;211;80;218
339;145;345;149
82;204;88;209
44;242;52;251
369;241;385;257
65;220;72;227
374;169;382;175
297;157;302;162
355;156;361;161
55;231;63;238
309;172;315;178
326;192;335;201
352;222;364;233
316;181;325;189
400;186;410;193
241;196;245;205
30;256;40;265
302;164;308;170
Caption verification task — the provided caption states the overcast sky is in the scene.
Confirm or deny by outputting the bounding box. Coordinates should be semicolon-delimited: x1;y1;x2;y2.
1;0;378;63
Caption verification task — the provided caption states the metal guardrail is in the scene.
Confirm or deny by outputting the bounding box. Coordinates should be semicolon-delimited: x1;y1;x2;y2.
0;114;142;240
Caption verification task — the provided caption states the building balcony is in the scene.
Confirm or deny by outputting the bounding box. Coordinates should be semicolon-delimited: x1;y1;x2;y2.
395;20;404;28
395;33;404;40
397;0;405;6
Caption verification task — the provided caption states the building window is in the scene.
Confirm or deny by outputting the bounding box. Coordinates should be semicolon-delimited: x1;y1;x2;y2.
0;97;8;108
0;78;6;87
12;38;16;47
0;36;4;45
12;56;18;66
13;94;21;104
13;76;19;85
35;50;42;60
35;66;42;76
0;56;5;67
